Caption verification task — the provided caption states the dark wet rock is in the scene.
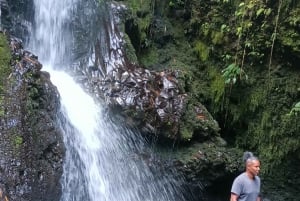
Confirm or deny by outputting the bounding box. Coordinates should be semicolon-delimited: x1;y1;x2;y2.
0;35;64;201
69;1;220;142
1;0;33;41
75;56;220;141
141;139;244;201
178;142;240;186
162;142;242;201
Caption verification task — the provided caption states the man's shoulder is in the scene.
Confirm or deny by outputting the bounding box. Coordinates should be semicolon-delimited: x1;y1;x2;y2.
236;172;247;179
232;172;246;184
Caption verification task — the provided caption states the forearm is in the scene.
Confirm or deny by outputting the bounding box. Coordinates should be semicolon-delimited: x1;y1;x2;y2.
230;193;238;201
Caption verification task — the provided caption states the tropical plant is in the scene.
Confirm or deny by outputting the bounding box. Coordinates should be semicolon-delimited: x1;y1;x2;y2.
221;63;248;85
288;101;300;116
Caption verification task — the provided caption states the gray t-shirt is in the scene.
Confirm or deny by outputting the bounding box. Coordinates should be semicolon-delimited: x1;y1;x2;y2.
231;172;261;201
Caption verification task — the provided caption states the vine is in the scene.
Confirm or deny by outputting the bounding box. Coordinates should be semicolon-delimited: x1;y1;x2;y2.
268;0;282;87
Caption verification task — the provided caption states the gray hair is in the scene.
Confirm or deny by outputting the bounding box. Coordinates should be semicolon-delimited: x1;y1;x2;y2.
243;151;259;164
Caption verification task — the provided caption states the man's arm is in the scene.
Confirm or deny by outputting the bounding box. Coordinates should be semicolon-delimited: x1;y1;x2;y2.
230;193;239;201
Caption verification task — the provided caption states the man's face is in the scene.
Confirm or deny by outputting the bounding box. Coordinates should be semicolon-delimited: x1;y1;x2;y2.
247;160;260;177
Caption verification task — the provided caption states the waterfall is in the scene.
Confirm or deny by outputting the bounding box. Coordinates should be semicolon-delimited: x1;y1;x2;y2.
27;0;188;201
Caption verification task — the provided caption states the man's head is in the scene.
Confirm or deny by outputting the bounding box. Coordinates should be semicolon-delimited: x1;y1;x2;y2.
243;151;260;178
245;156;260;178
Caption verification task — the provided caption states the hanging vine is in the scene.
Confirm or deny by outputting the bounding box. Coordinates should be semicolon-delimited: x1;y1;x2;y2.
268;0;283;87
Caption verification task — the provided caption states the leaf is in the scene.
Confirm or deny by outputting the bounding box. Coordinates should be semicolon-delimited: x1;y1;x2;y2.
265;8;272;16
256;8;265;17
247;3;255;9
294;102;300;108
239;2;245;7
236;27;243;36
245;21;253;28
245;41;251;47
225;79;231;84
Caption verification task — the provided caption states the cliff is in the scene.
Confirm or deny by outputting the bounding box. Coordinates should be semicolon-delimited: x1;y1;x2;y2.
0;33;64;201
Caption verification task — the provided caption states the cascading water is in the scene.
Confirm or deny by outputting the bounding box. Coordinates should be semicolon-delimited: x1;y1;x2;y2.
27;0;189;200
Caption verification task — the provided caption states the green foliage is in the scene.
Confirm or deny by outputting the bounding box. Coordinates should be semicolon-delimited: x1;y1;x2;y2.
209;67;225;104
139;46;159;66
286;7;300;26
126;0;152;14
248;87;267;112
124;0;155;52
233;0;271;39
280;29;300;53
169;0;184;9
194;41;209;61
233;70;300;173
221;63;248;85
256;114;300;173
14;135;23;149
0;33;11;91
179;126;193;141
123;34;138;63
211;31;224;45
279;8;300;54
288;102;300;116
0;33;11;118
126;0;300;178
179;103;199;141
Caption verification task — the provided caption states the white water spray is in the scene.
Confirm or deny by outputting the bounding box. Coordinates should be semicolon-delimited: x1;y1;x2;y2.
27;0;188;200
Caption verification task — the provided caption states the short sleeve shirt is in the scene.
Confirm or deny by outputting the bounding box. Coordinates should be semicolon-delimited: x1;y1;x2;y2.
231;172;261;201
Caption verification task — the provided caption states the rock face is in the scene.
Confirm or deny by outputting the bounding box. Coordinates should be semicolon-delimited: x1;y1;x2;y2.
0;35;64;201
1;0;34;42
172;141;242;200
70;1;220;142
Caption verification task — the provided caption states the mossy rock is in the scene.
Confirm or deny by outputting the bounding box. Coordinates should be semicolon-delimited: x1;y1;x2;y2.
0;33;12;118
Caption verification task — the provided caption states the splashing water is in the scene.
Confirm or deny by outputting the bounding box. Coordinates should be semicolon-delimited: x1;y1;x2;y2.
27;0;188;200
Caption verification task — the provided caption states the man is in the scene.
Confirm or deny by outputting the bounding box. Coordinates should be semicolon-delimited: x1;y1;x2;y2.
230;152;261;201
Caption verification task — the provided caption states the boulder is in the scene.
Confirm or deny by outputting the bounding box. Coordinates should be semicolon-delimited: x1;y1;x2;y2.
0;34;64;201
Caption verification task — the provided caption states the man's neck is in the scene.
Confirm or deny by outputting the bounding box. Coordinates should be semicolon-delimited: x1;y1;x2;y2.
246;171;255;180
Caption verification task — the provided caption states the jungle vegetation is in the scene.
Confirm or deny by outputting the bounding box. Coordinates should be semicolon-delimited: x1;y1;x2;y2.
0;33;11;118
121;0;300;176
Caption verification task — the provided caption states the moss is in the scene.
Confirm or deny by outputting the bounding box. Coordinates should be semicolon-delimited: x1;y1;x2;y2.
255;113;300;173
248;87;267;112
208;67;225;104
14;135;23;149
125;0;152;15
124;0;153;53
211;31;224;45
139;46;159;66
194;41;210;62
235;70;300;173
0;33;12;118
0;33;11;89
180;125;193;141
124;34;138;63
7;126;24;153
